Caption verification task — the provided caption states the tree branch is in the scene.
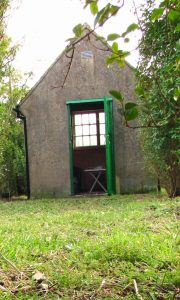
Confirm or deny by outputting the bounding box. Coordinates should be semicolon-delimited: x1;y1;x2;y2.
51;48;75;89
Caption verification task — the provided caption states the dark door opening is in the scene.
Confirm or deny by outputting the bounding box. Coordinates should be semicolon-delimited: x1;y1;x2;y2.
67;98;115;195
71;102;106;194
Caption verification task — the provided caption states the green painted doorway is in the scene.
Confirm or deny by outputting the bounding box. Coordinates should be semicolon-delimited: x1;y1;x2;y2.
66;98;115;195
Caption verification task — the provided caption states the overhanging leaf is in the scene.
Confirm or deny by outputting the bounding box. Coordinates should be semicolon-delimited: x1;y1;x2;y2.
119;51;130;58
110;5;119;16
96;35;106;42
173;89;180;101
73;24;84;38
118;59;125;68
94;4;110;26
90;2;98;15
94;9;101;27
151;8;164;21
111;42;119;52
107;33;120;41
135;85;144;96
125;102;137;110
175;24;180;32
106;56;116;65
125;106;139;121
109;90;123;102
122;23;139;37
168;10;180;21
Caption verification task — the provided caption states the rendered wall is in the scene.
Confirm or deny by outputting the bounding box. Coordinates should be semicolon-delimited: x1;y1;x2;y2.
21;32;155;197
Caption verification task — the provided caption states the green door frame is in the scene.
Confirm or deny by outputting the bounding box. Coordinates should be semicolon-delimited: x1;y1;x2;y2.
66;97;116;195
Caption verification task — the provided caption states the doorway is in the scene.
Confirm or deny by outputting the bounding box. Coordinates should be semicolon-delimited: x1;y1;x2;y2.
66;98;115;195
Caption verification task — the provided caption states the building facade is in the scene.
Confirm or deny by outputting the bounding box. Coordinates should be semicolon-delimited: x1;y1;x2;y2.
19;30;155;198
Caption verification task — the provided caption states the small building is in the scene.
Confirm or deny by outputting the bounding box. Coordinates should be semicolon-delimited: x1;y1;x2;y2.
17;27;155;198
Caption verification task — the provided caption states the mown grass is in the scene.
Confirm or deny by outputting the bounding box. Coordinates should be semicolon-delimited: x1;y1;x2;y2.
0;194;179;299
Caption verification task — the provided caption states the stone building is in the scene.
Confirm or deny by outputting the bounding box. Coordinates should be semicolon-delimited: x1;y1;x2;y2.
17;28;155;198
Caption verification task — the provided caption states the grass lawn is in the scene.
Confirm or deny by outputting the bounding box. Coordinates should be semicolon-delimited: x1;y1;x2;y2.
0;194;179;299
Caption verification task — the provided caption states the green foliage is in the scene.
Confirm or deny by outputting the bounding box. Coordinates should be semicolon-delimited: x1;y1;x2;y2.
72;23;85;38
94;3;119;27
109;90;123;102
83;0;180;197
136;0;180;197
90;1;98;15
121;23;139;37
0;1;28;195
0;73;27;195
107;33;120;41
125;102;139;121
0;195;178;298
151;7;164;21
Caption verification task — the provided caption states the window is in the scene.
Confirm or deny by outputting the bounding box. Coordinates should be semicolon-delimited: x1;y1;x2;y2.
72;110;106;148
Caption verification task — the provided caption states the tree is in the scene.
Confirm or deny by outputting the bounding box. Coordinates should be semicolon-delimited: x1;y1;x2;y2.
136;0;180;197
0;0;28;196
68;0;180;197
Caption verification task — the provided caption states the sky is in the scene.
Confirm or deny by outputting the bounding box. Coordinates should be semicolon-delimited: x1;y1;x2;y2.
7;0;142;87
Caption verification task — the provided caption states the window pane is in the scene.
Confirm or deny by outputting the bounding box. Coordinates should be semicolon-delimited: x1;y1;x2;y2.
83;136;90;146
90;135;97;146
82;114;89;124
74;114;81;125
90;124;97;135
83;125;89;135
100;135;106;145
75;125;82;136
76;137;83;147
100;124;105;134
99;112;105;124
89;113;96;124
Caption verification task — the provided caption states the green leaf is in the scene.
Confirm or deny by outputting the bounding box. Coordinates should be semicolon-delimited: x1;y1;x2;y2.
94;3;110;26
173;89;180;101
175;24;180;32
125;102;137;110
90;2;98;15
94;10;101;26
127;23;139;32
151;8;164;21
109;90;123;102
122;23;139;37
168;10;180;21
118;60;125;68
106;56;116;65
73;24;84;38
110;5;119;15
135;85;144;96
96;35;106;42
125;106;139;121
119;51;130;58
111;42;119;52
107;33;120;41
125;102;138;121
159;0;169;8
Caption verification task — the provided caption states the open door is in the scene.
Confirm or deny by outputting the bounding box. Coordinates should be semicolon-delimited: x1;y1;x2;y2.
104;98;116;195
66;97;115;195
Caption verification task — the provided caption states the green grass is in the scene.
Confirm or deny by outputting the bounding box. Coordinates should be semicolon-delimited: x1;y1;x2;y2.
0;194;179;299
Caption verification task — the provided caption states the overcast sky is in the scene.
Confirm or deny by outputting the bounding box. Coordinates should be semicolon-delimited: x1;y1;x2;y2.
7;0;142;86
